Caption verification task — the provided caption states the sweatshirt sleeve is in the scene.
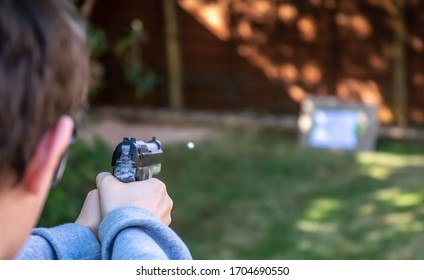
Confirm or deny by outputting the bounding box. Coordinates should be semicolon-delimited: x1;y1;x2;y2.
15;223;101;260
98;206;192;260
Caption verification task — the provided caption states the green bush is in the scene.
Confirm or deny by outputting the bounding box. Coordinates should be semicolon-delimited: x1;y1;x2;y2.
38;137;111;227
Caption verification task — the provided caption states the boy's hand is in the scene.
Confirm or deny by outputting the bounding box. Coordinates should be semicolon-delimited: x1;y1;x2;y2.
96;172;173;226
75;189;101;239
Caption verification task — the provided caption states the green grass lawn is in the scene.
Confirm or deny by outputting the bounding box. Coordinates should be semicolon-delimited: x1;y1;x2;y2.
39;128;424;259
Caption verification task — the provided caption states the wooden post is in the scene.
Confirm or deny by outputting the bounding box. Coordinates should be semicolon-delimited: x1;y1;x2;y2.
163;0;183;110
80;0;97;18
392;0;407;127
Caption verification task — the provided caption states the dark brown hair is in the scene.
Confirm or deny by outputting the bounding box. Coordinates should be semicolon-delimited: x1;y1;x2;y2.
0;0;89;184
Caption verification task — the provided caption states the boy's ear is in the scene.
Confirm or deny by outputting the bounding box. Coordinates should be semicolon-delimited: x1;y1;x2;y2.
21;116;74;194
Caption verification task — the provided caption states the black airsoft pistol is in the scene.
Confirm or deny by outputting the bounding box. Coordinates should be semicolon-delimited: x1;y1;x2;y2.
112;137;163;182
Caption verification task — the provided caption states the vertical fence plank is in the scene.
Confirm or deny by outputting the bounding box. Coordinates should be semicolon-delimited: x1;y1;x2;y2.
163;0;183;110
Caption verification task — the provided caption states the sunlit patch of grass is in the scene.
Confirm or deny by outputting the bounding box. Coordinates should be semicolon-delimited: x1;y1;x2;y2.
357;152;424;168
304;198;341;220
375;187;401;201
383;212;414;225
392;193;423;207
357;153;424;183
375;188;423;207
297;220;339;233
358;203;377;216
365;165;391;180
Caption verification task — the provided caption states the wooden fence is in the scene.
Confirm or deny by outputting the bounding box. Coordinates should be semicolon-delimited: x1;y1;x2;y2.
89;0;424;127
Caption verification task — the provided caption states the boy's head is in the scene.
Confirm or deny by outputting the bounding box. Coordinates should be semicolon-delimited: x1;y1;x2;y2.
0;0;89;259
0;0;89;185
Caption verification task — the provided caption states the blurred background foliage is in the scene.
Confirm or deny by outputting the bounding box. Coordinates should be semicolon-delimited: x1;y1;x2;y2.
85;18;157;99
87;24;108;97
38;138;110;227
